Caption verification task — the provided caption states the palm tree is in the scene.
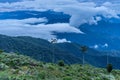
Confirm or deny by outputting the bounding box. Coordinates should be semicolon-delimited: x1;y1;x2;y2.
80;46;87;66
106;64;113;80
50;38;57;63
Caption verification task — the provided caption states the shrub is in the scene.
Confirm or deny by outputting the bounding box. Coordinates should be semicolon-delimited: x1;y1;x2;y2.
0;49;3;54
38;71;46;79
58;60;65;66
48;65;55;70
106;64;113;73
0;63;9;70
13;69;19;74
63;76;72;80
0;77;9;80
102;77;109;80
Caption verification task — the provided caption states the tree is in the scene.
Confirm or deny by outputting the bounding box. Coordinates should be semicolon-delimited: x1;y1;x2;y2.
106;64;113;80
107;52;109;65
58;60;65;66
80;46;87;66
0;49;3;54
104;44;109;65
50;38;57;63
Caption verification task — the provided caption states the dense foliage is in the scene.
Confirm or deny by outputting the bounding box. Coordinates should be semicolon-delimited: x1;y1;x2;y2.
0;52;120;80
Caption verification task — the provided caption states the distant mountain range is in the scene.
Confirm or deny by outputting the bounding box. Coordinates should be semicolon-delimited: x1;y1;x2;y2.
57;20;120;51
0;10;120;69
0;10;120;51
0;34;120;69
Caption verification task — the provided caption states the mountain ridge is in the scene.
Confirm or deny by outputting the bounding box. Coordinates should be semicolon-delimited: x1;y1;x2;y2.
0;34;120;69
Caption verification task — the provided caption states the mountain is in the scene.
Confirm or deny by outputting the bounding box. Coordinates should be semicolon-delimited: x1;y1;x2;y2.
0;34;120;69
0;52;120;80
1;10;120;51
57;20;120;51
55;43;120;69
0;34;82;64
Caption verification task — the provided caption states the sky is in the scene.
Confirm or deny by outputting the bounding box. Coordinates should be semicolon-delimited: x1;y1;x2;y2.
0;0;120;43
0;0;21;3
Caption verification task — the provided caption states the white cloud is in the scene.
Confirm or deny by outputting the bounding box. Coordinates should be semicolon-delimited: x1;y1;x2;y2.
102;2;120;14
57;39;71;43
92;43;108;49
102;43;108;48
89;16;102;25
0;18;81;39
0;0;120;39
93;45;99;49
0;18;48;27
0;0;119;27
20;18;48;24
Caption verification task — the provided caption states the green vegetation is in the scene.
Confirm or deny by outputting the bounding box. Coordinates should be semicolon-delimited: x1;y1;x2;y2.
107;64;113;73
107;64;113;80
0;35;83;64
0;49;3;54
1;34;120;69
0;52;120;80
58;60;65;66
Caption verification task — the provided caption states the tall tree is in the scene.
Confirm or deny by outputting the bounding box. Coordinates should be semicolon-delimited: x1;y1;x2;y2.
50;38;57;63
107;52;109;66
104;44;109;65
106;64;113;80
80;46;87;66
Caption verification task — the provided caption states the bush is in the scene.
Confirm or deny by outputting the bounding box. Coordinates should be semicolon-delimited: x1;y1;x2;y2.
63;76;72;80
0;77;9;80
0;63;9;70
0;49;3;54
38;71;46;79
106;64;113;73
58;60;65;66
48;65;55;70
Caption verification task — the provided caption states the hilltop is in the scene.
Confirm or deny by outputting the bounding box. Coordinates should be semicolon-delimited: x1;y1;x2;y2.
0;52;120;80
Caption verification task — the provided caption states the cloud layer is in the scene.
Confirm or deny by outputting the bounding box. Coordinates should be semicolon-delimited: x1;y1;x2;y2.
0;0;119;27
0;18;81;39
0;0;120;40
